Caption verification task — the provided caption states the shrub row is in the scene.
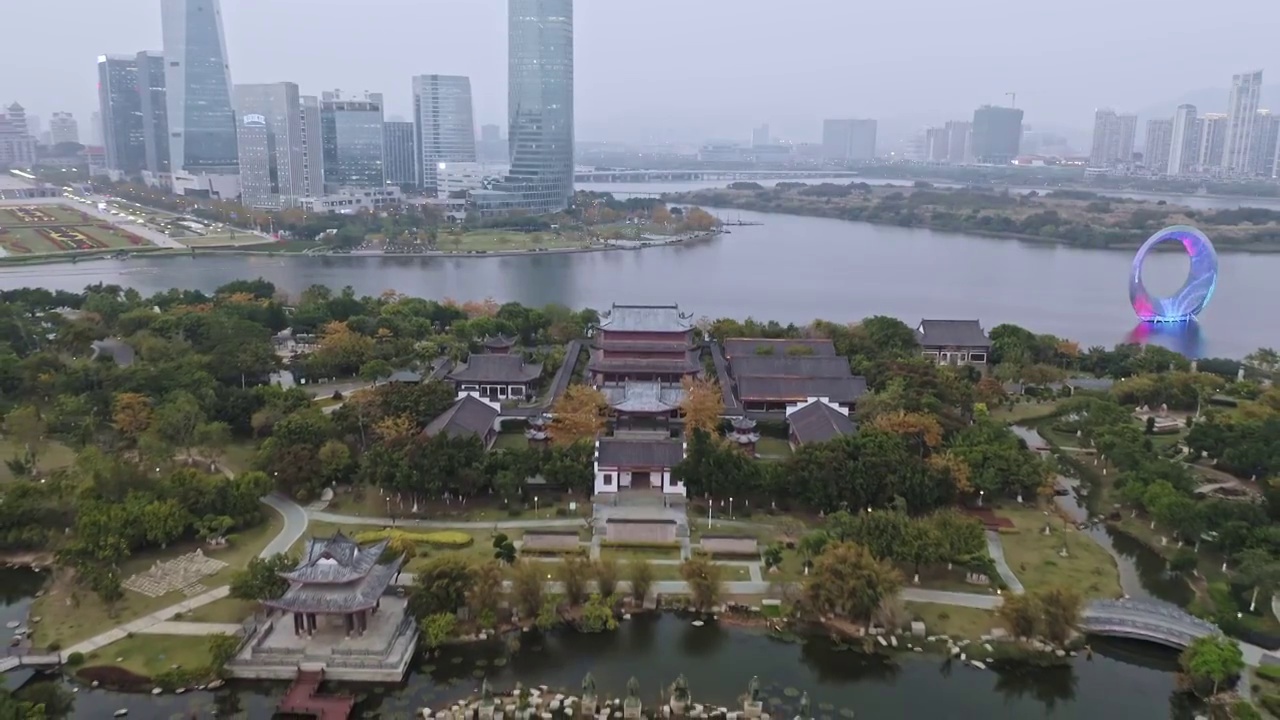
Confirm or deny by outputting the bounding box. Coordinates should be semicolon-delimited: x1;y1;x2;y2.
353;529;473;548
599;541;681;551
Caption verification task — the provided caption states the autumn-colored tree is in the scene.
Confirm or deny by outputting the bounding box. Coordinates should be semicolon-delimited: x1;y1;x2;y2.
926;451;974;495
682;207;719;232
870;410;943;457
112;392;153;442
317;320;375;373
549;386;608;446
679;376;725;436
373;414;416;443
651;205;673;226
975;376;1007;406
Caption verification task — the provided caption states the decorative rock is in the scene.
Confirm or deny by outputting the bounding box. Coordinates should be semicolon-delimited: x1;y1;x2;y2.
91;681;100;688
421;710;432;719
151;688;162;695
989;628;1008;639
692;620;705;627
982;643;993;652
175;688;186;694
113;710;128;718
889;636;898;648
910;621;926;637
971;661;987;670
207;679;225;690
912;647;923;653
5;621;18;629
876;636;887;647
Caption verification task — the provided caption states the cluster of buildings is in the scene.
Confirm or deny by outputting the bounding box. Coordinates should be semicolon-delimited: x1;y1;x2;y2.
84;0;574;216
0;104;82;170
1089;70;1279;179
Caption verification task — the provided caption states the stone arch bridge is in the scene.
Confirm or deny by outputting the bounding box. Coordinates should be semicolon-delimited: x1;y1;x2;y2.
1080;598;1220;649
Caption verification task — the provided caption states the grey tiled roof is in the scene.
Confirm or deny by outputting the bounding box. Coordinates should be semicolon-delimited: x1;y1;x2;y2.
597;438;685;468
281;533;388;585
448;354;543;383
737;375;867;404
601;381;685;413
915;319;991;349
595;339;694;353
598;304;694;332
423;395;500;440
91;338;135;367
722;338;837;358
267;558;402;614
587;353;700;375
729;355;853;378
380;369;422;384
483;334;516;348
788;401;857;444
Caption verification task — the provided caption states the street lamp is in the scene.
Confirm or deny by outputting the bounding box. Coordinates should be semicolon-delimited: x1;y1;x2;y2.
535;495;540;517
978;490;985;507
708;496;713;529
729;497;734;520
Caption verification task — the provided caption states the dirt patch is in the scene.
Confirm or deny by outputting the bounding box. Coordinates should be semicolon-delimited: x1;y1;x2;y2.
76;665;152;691
0;550;55;568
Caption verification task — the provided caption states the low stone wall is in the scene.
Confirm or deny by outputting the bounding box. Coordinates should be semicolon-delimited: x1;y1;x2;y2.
605;519;677;544
700;537;759;557
522;532;582;553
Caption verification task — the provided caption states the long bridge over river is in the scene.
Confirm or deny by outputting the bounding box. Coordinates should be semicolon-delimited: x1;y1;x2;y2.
574;169;861;184
1079;598;1221;650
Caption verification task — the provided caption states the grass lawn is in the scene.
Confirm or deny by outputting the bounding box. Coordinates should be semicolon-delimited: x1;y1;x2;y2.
217;441;257;476
179;597;258;624
990;399;1063;423
435;230;588;253
599;546;681;562
83;633;219;679
492;432;529;451
905;602;1003;641
179;232;275;247
31;509;284;648
997;505;1122;599
323;489;591;523
754;436;793;457
0;206;150;255
0;438;77;482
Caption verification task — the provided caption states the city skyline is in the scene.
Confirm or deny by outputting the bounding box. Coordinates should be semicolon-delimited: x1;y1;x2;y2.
4;0;1278;146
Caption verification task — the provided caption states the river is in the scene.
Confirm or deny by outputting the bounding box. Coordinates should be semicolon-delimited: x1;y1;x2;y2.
2;180;1277;358
22;614;1195;719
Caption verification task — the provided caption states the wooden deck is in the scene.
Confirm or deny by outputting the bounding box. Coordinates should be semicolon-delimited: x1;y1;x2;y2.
278;667;354;720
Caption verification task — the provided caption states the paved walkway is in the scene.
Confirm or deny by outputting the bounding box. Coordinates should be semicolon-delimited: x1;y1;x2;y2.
308;508;587;530
985;531;1025;594
139;621;242;636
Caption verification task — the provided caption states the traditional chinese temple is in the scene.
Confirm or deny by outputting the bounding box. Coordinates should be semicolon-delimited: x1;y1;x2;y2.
588;304;699;385
265;533;403;637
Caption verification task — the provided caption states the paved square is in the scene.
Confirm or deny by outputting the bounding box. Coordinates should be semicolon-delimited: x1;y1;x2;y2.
123;549;227;598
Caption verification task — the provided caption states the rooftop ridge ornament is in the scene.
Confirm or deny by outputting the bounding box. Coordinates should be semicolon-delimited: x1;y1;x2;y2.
1129;225;1218;323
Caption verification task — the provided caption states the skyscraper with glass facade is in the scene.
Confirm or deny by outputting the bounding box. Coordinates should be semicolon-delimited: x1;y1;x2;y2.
234;82;305;210
319;91;385;191
412;75;476;192
161;0;238;175
136;51;170;175
476;0;573;216
383;120;417;188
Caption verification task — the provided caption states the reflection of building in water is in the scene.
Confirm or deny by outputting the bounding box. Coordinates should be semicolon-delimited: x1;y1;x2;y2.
1126;320;1204;359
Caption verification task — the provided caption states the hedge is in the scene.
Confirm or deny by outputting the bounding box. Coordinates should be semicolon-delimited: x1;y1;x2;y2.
522;547;587;557
353;529;474;548
599;541;682;551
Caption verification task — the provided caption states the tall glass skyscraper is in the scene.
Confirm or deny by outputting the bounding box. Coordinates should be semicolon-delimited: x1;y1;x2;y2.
481;0;573;216
97;55;146;175
412;75;476;192
136;51;170;175
161;0;238;174
234;82;305;210
319;91;385;191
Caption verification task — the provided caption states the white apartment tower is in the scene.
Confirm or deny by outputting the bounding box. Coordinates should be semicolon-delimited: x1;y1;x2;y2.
1167;104;1198;176
1089;109;1136;167
1144;119;1174;173
411;75;477;192
1222;70;1263;173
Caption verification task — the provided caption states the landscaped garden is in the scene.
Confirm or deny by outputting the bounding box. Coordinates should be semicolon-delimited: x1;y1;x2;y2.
0;204;151;255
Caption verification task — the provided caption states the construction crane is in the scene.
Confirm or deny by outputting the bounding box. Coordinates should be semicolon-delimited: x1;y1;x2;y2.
1006;91;1017;108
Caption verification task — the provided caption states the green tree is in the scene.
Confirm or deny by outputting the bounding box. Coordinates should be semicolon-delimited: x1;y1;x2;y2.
153;391;205;459
1236;548;1280;613
1037;587;1083;645
762;544;784;572
998;593;1041;638
194;421;232;467
140;499;190;549
804;541;903;625
408;556;473;618
511;560;547;621
595;557;621;597
628;559;655;603
467;562;505;624
559;555;592;606
679;556;723;612
419;612;458;654
208;633;242;674
2;406;46;476
1180;635;1245;696
229;554;294;600
900;519;941;584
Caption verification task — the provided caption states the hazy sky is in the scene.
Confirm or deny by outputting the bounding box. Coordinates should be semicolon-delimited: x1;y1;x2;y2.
4;0;1275;145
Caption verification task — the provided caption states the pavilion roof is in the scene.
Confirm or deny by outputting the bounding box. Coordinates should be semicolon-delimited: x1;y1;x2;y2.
280;532;389;585
448;354;543;383
601;381;685;413
597;304;694;332
266;556;402;614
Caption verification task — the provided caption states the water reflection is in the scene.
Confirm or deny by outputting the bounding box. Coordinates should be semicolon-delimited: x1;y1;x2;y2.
1126;320;1205;358
992;663;1078;711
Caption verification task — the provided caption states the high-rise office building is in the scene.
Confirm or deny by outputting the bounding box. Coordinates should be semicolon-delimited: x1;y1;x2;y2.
136;51;169;174
299;95;324;197
412;75;477;191
970;105;1023;164
478;123;507;163
234;82;306;209
383;120;417;188
752;124;770;147
1251;110;1280;178
161;0;238;175
319;91;385;191
923;127;948;162
1144;119;1174;173
1167;104;1198;176
1196;113;1228;171
485;0;575;215
821;119;877;161
97;55;146;174
944;120;971;164
0;103;37;168
1222;70;1263;173
1089;109;1137;167
48;112;80;145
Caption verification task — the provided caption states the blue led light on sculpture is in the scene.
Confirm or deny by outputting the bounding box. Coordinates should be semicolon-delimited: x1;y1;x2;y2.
1129;225;1218;323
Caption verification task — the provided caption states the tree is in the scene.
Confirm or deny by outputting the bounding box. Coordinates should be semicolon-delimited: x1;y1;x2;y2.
595;557;620;597
360;359;393;385
900;520;941;584
679;376;725;436
468;562;504;624
928;509;986;569
317;439;354;486
679;556;722;612
804;541;903;625
112;392;153;443
797;531;830;574
1235;548;1280;612
549;385;608;445
870;410;943;457
195;421;232;467
419;612;458;654
1037;587;1082;645
559;555;593;606
208;633;242;674
1180;635;1245;696
229;554;294;600
385;534;418;563
999;593;1041;638
628;559;655;603
762;544;784;572
154;391;205;459
408;556;473;618
510;560;546;621
140;499;189;549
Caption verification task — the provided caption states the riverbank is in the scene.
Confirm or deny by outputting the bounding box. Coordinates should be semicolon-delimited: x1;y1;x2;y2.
666;185;1280;252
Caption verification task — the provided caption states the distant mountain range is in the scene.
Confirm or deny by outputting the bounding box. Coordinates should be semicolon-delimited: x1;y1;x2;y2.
1136;84;1280;121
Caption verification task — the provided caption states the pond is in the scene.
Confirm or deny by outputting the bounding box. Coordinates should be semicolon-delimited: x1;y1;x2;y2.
35;615;1197;719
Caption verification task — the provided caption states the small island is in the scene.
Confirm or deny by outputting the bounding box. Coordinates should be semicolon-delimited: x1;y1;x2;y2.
666;183;1280;251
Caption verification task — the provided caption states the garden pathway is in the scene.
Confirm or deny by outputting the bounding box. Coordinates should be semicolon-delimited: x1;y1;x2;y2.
139;621;242;636
984;531;1025;594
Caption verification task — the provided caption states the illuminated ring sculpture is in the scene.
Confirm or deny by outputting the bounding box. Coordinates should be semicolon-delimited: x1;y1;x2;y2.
1129;225;1218;323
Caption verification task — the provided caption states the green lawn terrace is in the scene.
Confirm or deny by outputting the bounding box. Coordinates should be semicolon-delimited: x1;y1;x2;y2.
0;203;150;255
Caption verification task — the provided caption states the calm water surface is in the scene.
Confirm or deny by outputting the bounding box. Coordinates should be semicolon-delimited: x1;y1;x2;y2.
2;195;1276;357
